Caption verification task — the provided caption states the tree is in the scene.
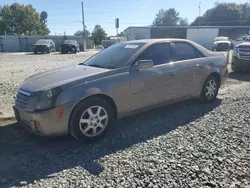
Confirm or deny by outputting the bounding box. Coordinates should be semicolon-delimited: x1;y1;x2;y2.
74;29;90;37
91;25;107;45
190;3;249;26
0;3;49;35
40;11;48;23
178;18;189;26
153;8;180;26
118;32;124;37
240;3;250;25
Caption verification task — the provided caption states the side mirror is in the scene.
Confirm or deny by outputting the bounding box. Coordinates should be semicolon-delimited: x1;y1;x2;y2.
137;60;154;70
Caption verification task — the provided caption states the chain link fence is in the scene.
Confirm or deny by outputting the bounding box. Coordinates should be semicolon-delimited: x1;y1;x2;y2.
0;35;94;52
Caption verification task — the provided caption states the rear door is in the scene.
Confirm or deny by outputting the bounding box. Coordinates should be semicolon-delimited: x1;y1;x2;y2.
171;42;209;97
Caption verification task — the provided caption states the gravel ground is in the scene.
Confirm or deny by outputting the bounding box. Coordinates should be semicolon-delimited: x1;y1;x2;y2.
0;68;250;187
0;51;97;119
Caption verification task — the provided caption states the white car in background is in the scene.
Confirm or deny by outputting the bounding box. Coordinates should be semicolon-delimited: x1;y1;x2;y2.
212;36;231;51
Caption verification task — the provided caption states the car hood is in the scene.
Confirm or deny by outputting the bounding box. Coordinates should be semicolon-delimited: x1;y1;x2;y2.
20;65;109;92
214;41;231;44
236;42;250;48
34;44;49;46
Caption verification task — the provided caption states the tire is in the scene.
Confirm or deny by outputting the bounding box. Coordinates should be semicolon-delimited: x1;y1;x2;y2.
199;75;219;103
231;63;240;72
47;48;51;54
34;50;37;54
69;97;114;143
72;46;77;54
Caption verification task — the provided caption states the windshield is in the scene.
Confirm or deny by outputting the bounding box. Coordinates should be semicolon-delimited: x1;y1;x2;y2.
63;40;76;44
215;37;229;41
36;40;50;45
82;42;145;69
242;37;250;41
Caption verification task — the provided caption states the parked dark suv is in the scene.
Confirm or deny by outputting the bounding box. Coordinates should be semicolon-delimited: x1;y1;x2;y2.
61;40;80;54
34;39;56;54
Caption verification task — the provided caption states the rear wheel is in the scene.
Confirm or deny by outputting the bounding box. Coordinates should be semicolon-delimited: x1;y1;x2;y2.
34;50;37;54
200;75;219;103
69;97;114;143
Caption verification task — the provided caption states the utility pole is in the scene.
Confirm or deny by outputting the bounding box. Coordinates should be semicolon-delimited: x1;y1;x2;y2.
81;1;85;37
198;1;201;26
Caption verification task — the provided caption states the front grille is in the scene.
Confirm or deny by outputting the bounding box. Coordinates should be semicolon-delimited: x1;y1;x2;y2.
35;45;47;51
217;43;229;47
16;90;30;108
239;55;250;60
238;47;250;60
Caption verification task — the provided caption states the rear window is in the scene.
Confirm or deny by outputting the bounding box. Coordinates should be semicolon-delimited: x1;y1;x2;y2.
173;42;204;61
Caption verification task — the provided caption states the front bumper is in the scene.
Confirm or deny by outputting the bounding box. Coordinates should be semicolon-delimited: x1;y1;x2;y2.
232;56;250;69
61;45;74;52
13;102;76;136
214;46;230;51
34;46;49;52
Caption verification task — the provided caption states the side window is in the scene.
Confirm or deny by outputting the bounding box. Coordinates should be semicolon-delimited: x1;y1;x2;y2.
174;42;203;61
139;43;173;66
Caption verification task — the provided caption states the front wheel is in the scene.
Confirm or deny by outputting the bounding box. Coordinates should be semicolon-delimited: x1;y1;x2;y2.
199;76;219;103
72;46;77;54
231;63;240;72
69;97;114;143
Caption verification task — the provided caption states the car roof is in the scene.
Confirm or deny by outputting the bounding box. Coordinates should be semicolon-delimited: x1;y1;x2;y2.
121;38;211;57
122;38;193;45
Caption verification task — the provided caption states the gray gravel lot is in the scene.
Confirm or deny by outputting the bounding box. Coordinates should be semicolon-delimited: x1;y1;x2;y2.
0;51;97;119
0;50;249;188
0;70;250;188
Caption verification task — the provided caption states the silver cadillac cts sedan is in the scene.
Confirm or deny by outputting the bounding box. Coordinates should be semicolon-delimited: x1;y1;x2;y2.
13;39;228;142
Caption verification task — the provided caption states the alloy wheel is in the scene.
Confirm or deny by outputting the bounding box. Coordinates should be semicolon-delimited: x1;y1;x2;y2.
205;80;217;100
79;106;108;137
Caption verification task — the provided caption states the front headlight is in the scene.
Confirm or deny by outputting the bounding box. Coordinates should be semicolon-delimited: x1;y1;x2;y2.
233;47;239;57
36;87;62;110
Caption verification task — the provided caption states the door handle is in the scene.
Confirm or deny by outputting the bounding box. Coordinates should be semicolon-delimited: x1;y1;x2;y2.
168;71;176;76
196;64;205;68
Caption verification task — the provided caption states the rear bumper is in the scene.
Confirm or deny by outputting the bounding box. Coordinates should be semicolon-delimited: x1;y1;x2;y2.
221;66;228;86
13;102;76;136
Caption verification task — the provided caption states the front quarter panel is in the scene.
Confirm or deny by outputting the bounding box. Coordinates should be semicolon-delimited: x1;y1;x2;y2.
56;67;131;118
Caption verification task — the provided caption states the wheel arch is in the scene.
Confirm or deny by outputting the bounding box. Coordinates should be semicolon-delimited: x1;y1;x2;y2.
68;94;118;132
207;72;221;87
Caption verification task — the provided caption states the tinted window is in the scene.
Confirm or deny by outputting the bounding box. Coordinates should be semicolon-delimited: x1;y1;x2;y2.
63;40;76;44
83;42;145;69
139;43;173;66
174;42;202;61
35;40;50;45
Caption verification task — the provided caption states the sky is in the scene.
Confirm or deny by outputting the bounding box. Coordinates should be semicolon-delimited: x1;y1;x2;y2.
1;0;248;36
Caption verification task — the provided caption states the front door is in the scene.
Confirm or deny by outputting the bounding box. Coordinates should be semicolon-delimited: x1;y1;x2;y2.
130;42;177;111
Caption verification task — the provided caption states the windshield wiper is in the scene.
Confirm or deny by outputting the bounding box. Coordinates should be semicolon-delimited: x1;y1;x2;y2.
87;64;106;68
